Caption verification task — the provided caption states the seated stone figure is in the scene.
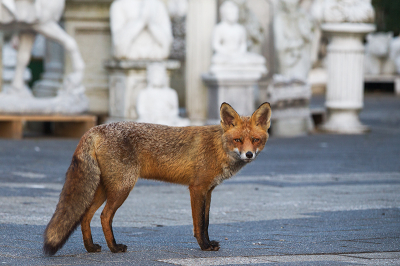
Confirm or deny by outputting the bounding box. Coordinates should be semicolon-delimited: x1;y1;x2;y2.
210;1;266;77
137;63;190;126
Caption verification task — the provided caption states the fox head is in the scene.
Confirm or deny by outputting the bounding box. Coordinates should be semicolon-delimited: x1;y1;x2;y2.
220;102;271;163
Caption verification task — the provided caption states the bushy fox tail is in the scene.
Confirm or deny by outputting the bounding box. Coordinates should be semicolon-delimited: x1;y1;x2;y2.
43;135;101;256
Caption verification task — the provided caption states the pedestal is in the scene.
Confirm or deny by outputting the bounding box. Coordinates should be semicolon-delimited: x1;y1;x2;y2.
63;0;114;114
266;77;313;137
321;23;376;134
202;73;259;123
105;60;180;121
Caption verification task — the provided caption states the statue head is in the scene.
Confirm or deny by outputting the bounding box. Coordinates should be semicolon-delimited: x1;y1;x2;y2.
220;1;239;24
147;63;168;88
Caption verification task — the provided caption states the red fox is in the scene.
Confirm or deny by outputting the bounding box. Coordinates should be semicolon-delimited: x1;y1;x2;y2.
43;102;271;255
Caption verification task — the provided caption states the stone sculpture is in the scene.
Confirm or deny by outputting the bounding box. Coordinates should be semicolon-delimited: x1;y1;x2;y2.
265;0;314;137
364;32;396;75
313;0;375;23
274;0;314;82
203;1;266;122
209;0;266;79
136;63;189;126
319;0;376;134
0;0;88;114
110;0;173;60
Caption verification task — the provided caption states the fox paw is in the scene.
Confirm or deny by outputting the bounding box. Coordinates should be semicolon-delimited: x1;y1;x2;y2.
110;244;127;253
201;241;220;251
85;243;101;253
210;240;220;251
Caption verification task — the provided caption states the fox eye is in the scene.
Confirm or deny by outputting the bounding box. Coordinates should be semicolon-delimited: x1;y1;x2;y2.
253;138;259;143
234;139;241;143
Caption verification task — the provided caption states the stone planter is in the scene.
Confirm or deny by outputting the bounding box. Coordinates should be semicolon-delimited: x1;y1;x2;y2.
321;23;376;134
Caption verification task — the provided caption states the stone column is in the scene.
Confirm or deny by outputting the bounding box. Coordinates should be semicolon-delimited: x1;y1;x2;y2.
321;23;375;134
185;0;217;125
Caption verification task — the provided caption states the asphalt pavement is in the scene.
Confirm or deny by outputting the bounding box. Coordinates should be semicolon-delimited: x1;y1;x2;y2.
0;93;399;265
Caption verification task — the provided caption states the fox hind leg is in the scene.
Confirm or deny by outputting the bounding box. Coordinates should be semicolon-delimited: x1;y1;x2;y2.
81;184;106;253
100;185;134;253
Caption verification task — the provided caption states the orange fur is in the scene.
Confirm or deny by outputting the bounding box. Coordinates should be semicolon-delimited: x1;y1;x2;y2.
43;102;271;255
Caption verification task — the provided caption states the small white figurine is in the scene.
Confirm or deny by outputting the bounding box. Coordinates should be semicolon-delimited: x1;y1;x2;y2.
137;63;190;126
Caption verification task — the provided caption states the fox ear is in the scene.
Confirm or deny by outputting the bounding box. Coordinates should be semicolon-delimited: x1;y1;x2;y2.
220;102;241;131
251;102;271;130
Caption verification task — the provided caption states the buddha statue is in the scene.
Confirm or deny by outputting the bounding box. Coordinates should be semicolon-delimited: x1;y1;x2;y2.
209;1;267;78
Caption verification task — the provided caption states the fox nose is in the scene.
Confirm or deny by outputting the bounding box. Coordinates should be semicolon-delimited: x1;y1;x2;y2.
245;151;253;159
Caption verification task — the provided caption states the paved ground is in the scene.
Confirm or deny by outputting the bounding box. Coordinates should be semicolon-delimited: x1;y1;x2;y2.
0;93;399;265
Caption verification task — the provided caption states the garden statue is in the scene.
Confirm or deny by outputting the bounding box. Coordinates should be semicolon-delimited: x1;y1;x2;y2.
274;0;314;82
0;0;88;114
209;0;266;78
110;0;173;60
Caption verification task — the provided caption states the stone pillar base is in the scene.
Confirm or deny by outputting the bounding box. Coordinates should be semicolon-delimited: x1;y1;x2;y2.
202;73;259;123
320;108;368;134
271;108;313;137
105;60;180;121
266;77;313;137
32;77;62;98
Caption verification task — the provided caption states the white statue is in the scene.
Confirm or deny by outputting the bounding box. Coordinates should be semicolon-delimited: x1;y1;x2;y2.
364;32;396;75
110;0;173;60
209;1;266;77
137;63;190;126
312;0;375;23
0;0;88;114
274;0;314;81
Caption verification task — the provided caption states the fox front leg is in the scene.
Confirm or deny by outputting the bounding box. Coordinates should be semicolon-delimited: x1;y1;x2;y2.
189;185;220;251
204;188;219;250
